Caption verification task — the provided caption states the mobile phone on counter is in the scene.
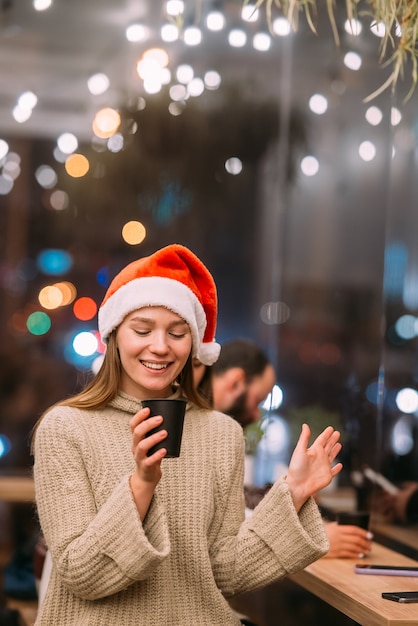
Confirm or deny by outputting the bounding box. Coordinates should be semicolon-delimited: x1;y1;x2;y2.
382;591;418;603
355;564;418;576
363;467;399;494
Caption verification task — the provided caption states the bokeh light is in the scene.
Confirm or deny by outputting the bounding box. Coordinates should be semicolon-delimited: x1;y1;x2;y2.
65;153;90;178
26;311;51;335
122;221;146;245
73;297;98;321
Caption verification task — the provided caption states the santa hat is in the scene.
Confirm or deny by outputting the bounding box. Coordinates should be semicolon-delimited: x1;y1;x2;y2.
98;244;220;365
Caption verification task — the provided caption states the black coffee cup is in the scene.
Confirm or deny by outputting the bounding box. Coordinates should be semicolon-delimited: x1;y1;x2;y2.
336;510;370;530
142;398;187;458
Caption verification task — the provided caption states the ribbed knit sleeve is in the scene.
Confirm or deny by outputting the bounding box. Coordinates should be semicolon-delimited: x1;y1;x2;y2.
207;420;329;597
33;407;170;600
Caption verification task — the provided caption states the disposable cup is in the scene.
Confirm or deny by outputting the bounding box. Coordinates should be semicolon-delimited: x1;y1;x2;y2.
336;510;370;530
142;398;187;458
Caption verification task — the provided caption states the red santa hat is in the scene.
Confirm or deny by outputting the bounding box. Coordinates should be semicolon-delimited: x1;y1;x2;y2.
98;244;220;365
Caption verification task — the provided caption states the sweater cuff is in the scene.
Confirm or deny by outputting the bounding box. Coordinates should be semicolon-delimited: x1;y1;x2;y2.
249;479;329;573
94;475;170;579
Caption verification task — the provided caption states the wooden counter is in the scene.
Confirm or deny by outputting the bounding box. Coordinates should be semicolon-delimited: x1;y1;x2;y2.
0;475;35;502
290;542;418;626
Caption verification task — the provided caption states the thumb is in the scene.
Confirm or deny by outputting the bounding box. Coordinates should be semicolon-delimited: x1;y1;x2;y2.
295;423;311;451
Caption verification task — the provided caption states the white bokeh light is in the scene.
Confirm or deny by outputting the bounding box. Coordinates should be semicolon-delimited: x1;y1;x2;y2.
358;140;376;161
73;331;98;357
301;155;319;176
396;387;418;414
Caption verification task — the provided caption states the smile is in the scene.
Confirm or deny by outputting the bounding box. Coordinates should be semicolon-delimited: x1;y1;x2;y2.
141;361;169;370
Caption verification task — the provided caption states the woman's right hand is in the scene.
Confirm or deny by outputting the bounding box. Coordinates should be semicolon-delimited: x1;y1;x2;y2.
129;407;168;519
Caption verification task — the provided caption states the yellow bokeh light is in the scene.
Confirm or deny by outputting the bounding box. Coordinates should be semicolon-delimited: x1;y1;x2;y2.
122;220;146;245
93;107;121;138
39;285;63;309
54;281;77;305
65;153;90;178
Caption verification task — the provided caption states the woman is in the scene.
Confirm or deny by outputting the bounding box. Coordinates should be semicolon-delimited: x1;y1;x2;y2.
32;243;342;625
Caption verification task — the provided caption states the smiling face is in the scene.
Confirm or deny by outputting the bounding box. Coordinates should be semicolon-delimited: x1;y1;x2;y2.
116;306;193;399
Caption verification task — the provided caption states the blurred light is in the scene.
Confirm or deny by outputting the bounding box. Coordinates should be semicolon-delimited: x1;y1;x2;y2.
50;189;69;211
187;77;205;97
91;355;105;374
365;381;380;405
143;47;169;67
392;417;414;455
371;21;386;37
96;266;109;288
39;284;63;309
395;387;418;414
93;107;121;138
228;29;247;47
242;4;259;22
301;155;319;176
18;91;38;109
344;51;362;70
55;281;76;305
262;384;283;410
3;160;20;181
395;315;416;340
35;165;57;188
365;105;383;126
206;11;225;31
320;342;341;365
73;331;98;357
184;26;202;46
122;220;146;245
53;146;67;163
391;107;402;126
0;175;13;194
225;157;242;175
309;93;328;114
33;0;52;10
359;140;376;161
143;77;163;94
37;249;73;275
0;139;9;160
26;311;51;335
87;72;110;95
126;23;147;42
0;434;11;458
253;33;271;51
344;18;362;35
272;17;291;36
260;301;290;325
169;101;186;116
65;153;90;178
73;297;98;321
107;133;124;153
204;70;221;90
12;105;32;123
258;416;288;454
170;84;187;100
166;0;184;16
161;23;179;42
176;64;194;83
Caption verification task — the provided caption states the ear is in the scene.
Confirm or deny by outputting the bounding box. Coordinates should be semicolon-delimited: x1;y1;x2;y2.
223;367;246;393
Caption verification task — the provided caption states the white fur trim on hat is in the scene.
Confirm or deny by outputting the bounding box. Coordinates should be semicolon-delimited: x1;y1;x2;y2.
98;276;220;366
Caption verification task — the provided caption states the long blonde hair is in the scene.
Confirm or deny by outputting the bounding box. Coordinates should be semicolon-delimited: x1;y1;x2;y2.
31;331;211;446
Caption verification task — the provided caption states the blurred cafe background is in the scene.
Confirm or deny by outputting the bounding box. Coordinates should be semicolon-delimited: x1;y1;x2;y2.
0;0;418;621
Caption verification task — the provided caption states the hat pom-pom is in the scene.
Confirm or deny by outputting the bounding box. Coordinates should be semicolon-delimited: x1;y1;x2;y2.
197;341;221;366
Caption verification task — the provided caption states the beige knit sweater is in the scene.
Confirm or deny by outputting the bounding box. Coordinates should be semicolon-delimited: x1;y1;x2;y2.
33;392;329;625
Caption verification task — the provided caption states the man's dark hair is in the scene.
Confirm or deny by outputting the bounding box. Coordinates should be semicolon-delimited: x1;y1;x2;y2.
212;339;270;382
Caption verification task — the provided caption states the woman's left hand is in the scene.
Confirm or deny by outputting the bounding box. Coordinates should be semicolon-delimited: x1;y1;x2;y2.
285;424;342;512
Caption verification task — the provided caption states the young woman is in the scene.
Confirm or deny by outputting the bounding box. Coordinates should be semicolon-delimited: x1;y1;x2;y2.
32;244;342;625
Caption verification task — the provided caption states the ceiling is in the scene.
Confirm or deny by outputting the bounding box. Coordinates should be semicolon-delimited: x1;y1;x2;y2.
0;0;397;144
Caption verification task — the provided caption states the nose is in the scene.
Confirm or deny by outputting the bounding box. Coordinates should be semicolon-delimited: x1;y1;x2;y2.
149;331;169;353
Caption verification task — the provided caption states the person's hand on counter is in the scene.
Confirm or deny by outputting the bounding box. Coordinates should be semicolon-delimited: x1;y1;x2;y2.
322;521;373;559
378;482;418;524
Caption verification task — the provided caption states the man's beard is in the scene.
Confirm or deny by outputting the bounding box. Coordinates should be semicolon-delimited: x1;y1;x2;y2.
226;390;251;428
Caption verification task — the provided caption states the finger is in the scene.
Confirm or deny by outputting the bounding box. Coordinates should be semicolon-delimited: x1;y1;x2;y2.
330;461;343;477
129;407;151;432
313;426;336;447
328;442;342;463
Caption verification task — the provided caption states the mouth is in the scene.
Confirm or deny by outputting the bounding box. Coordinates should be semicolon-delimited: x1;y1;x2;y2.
141;360;170;371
